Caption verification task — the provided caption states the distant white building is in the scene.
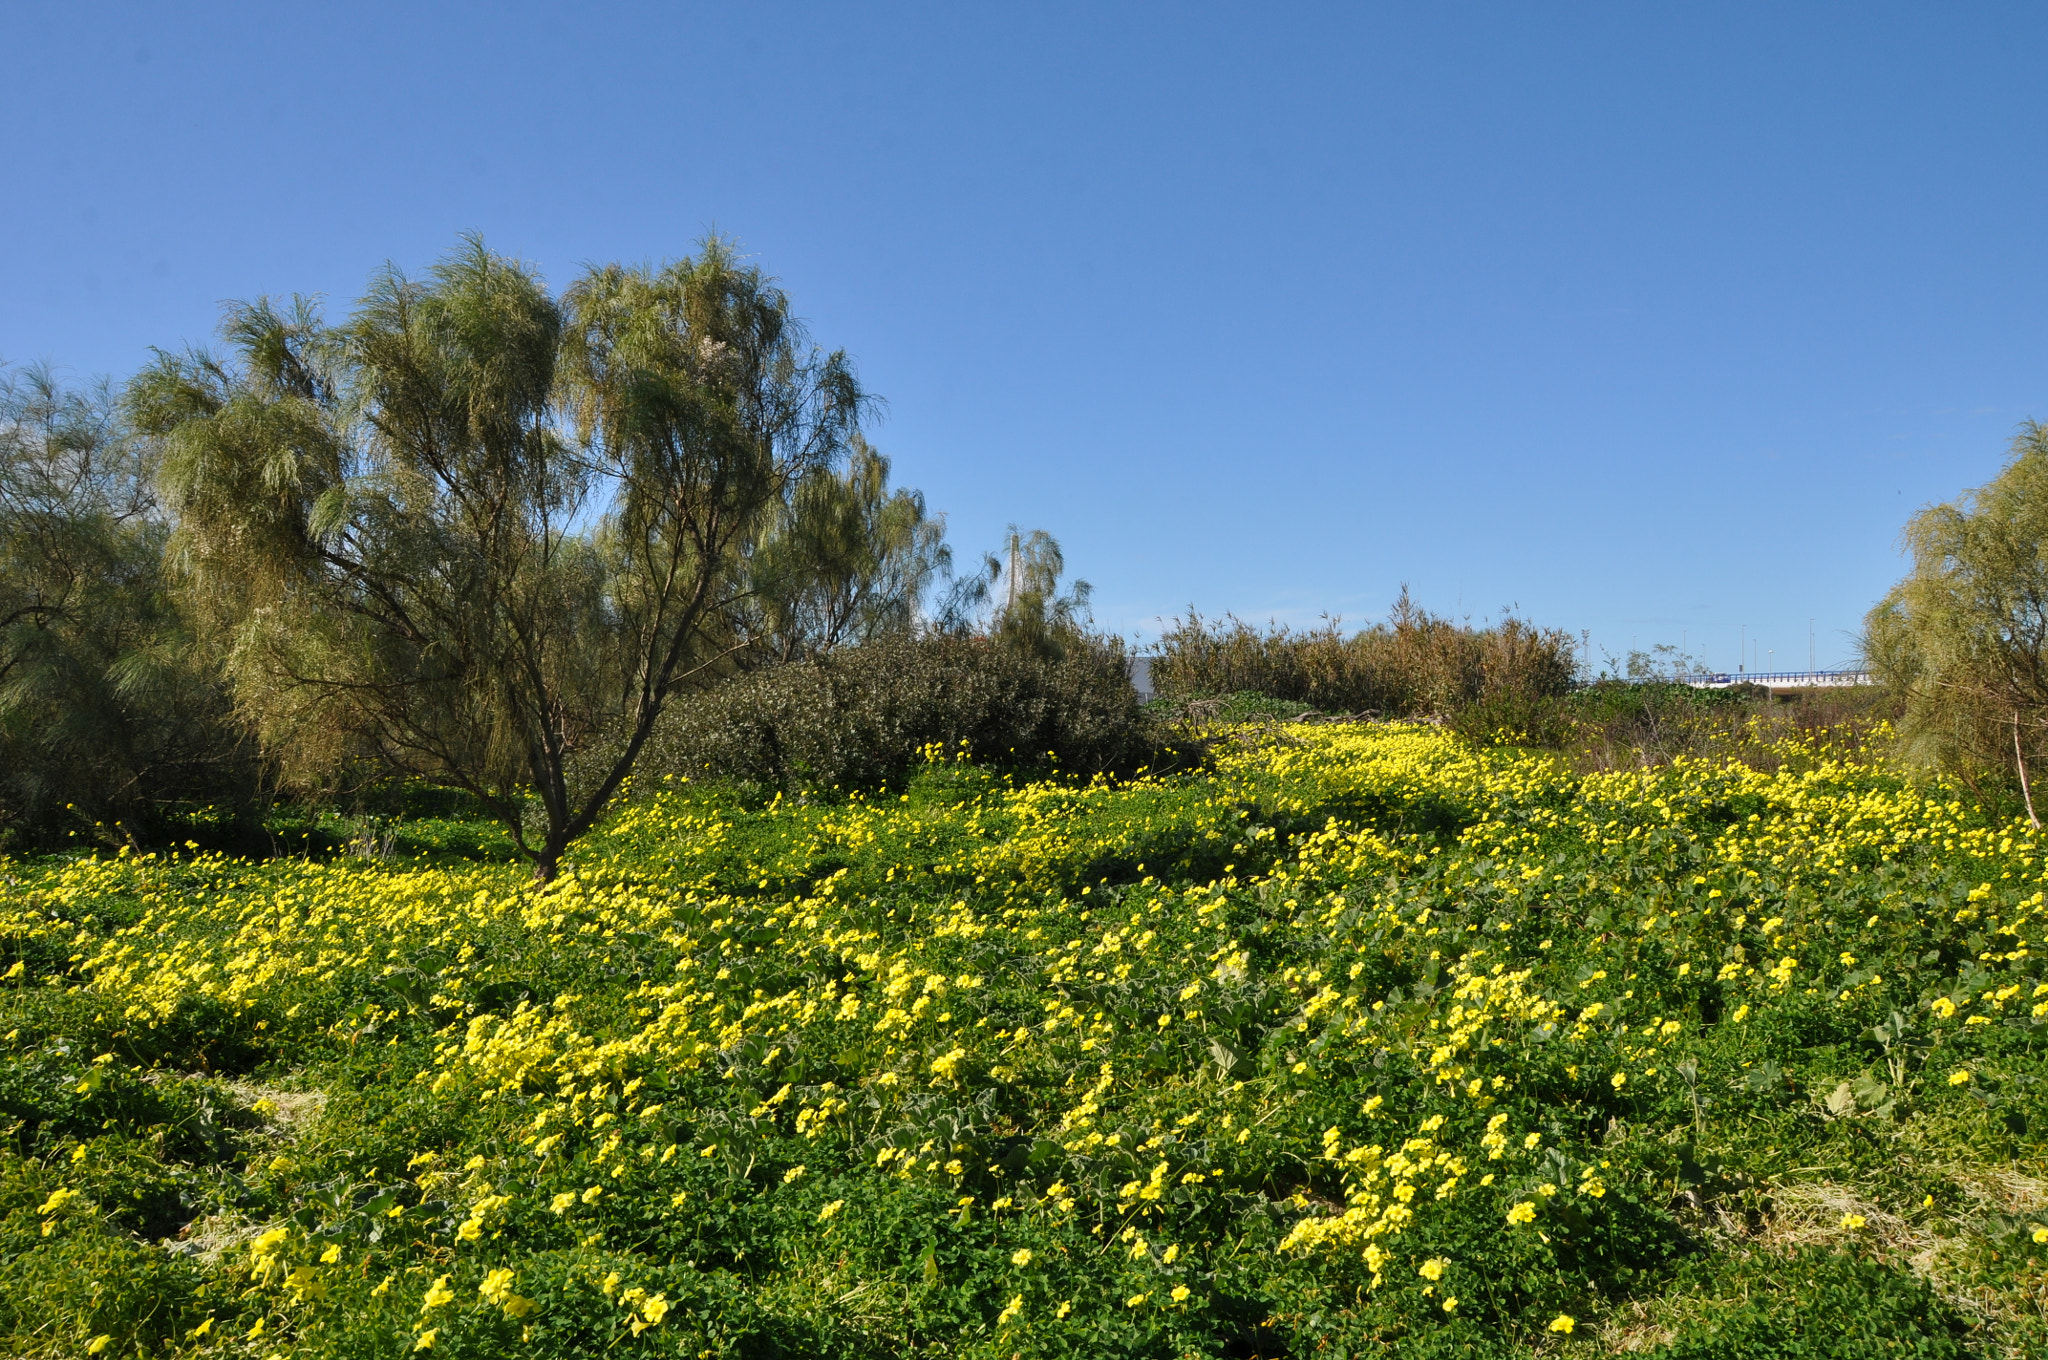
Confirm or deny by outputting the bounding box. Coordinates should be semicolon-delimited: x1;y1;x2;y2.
1128;656;1155;701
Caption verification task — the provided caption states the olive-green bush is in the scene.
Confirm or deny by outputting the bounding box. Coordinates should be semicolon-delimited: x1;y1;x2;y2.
639;632;1172;791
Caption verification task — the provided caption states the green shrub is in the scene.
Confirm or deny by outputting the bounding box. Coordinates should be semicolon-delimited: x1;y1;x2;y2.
1147;690;1318;724
638;631;1179;792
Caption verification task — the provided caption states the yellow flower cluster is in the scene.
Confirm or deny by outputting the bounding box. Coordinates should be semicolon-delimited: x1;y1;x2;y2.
6;719;2043;1349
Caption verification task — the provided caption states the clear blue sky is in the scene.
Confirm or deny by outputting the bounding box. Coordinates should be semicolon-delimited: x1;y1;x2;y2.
7;2;2047;673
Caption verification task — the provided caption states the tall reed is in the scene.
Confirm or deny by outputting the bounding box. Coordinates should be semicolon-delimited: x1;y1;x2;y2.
1150;590;1576;717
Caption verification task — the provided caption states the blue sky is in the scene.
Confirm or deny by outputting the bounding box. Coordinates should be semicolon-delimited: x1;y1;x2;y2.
7;2;2047;673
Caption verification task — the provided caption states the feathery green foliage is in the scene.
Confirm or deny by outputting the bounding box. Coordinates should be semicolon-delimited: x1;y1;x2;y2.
0;364;256;848
1865;423;2048;819
749;435;949;661
943;526;1095;658
128;237;873;878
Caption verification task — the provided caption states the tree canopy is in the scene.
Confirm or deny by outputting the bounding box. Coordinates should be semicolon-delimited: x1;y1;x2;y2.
1865;422;2048;820
0;364;253;846
942;524;1094;656
128;236;884;877
748;434;949;661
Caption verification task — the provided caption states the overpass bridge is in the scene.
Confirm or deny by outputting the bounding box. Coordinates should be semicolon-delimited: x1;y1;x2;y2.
1681;669;1872;691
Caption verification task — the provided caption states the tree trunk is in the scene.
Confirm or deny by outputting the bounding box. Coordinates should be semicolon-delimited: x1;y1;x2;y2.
2016;711;2040;830
532;836;565;883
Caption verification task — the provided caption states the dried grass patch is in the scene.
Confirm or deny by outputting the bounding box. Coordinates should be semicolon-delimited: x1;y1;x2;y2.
1597;1298;1678;1353
224;1079;327;1140
1948;1166;2048;1218
162;1212;269;1263
1758;1180;1932;1261
1734;1173;2048;1347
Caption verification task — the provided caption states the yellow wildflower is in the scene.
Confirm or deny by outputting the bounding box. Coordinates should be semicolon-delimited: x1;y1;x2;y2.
480;1268;516;1305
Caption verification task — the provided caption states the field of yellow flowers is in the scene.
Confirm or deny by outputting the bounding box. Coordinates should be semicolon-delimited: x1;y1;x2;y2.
4;722;2047;1358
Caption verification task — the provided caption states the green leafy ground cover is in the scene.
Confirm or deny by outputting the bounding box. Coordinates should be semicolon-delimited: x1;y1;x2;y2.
3;723;2047;1357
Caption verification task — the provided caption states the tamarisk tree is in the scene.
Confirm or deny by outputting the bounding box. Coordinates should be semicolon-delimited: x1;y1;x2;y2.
1;365;253;845
747;434;950;662
130;236;867;877
1866;422;2048;823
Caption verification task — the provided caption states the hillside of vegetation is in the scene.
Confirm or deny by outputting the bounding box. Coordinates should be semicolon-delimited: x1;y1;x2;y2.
5;717;2048;1358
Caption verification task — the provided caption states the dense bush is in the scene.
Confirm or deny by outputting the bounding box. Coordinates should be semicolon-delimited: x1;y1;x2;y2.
637;631;1175;791
1151;591;1575;717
